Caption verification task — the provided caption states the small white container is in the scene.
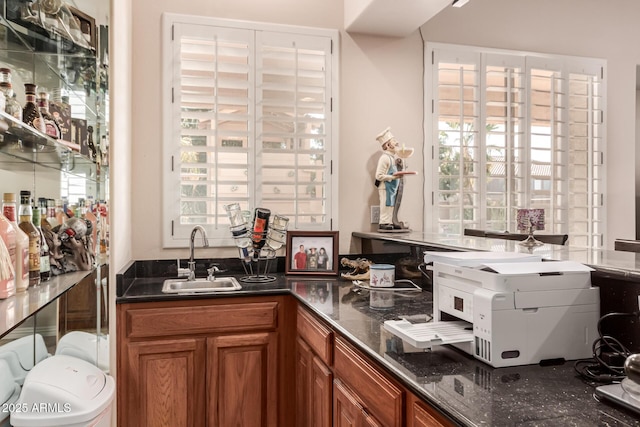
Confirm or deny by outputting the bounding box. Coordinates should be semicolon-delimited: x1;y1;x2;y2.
10;355;115;427
369;264;395;288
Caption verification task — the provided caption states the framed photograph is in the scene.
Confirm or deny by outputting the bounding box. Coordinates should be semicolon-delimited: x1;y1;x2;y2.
286;231;339;276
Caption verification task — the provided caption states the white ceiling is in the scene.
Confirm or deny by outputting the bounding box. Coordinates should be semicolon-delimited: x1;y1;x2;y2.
345;0;453;37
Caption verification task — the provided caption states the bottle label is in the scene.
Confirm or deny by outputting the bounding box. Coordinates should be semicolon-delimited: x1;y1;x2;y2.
32;117;45;133
28;234;40;272
20;247;28;280
3;205;15;221
253;217;267;242
40;255;50;273
44;122;59;139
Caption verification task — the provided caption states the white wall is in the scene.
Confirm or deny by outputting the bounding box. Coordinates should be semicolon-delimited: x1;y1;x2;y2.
127;0;640;260
422;0;640;246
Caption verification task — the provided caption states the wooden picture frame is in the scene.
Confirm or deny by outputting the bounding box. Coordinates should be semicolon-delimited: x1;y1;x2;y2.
68;6;96;50
285;231;339;276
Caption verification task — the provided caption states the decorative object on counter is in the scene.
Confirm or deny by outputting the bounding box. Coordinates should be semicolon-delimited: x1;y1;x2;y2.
516;208;545;248
369;264;395;288
285;230;339;276
374;127;416;233
340;257;372;281
50;215;94;274
226;205;285;283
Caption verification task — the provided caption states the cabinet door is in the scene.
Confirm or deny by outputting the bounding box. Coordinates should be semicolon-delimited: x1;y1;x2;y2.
334;337;403;427
310;355;333;427
334;379;382;427
207;332;278;427
296;337;313;427
407;392;452;427
123;338;206;427
334;379;363;427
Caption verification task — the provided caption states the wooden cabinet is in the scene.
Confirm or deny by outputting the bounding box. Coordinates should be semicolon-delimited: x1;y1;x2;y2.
406;392;452;427
334;336;403;427
117;296;295;427
207;332;277;426
125;338;206;427
296;304;454;427
296;306;333;427
334;379;382;427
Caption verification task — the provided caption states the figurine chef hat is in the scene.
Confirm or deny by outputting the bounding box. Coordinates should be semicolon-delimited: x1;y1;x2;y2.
376;127;395;146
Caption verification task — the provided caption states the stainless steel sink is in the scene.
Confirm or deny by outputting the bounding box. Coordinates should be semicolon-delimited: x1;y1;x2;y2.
161;277;242;294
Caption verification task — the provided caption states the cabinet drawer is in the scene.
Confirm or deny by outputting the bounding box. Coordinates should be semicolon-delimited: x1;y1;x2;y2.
334;337;403;427
125;301;279;339
297;307;333;365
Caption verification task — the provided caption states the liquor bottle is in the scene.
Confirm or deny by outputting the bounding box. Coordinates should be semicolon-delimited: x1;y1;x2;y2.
22;83;46;134
252;208;271;254
0;210;16;299
80;197;97;253
46;198;58;228
54;198;67;225
18;191;40;287
0;68;21;123
3;193;29;292
37;91;61;139
97;200;108;254
87;125;96;162
49;89;72;142
32;207;50;282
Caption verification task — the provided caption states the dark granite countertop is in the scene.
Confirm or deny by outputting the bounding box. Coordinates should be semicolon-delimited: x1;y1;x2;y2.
117;260;640;426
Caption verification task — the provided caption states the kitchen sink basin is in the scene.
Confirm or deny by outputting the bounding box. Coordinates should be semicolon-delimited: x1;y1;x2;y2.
162;277;242;294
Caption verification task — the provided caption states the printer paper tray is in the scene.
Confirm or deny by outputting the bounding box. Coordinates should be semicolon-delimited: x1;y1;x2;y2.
383;320;473;349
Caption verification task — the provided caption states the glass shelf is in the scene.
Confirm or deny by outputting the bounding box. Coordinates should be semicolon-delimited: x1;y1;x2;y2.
0;110;105;182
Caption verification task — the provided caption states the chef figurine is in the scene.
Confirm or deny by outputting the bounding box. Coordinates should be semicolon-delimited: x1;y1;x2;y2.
374;127;415;232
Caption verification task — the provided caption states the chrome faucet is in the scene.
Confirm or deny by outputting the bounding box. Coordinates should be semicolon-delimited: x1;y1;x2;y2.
188;225;209;281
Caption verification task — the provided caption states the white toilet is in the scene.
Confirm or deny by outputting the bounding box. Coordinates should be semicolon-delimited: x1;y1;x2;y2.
10;355;115;427
0;359;20;427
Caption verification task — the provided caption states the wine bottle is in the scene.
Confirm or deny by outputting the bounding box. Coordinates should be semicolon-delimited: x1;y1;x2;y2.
252;208;271;253
37;90;61;139
0;68;21;123
3;193;29;291
18;190;40;287
32;207;50;282
23;83;46;134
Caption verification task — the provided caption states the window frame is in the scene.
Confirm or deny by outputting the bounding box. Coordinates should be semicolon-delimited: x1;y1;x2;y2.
161;13;339;248
424;42;606;247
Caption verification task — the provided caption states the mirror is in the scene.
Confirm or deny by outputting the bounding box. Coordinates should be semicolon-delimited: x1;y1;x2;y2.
0;0;110;394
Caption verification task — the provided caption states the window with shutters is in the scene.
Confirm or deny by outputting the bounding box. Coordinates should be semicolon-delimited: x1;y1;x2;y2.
162;14;338;247
427;43;606;248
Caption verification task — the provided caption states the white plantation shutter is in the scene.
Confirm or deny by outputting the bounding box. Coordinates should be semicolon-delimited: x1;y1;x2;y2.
256;32;332;229
163;15;337;247
429;44;605;248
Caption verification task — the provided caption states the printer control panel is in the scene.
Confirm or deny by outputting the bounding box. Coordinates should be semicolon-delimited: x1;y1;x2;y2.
439;285;473;323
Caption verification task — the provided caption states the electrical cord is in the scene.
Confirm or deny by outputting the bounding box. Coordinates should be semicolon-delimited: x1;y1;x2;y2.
574;311;639;384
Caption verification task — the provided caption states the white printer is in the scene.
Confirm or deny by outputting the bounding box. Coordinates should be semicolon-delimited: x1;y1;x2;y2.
385;252;600;368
